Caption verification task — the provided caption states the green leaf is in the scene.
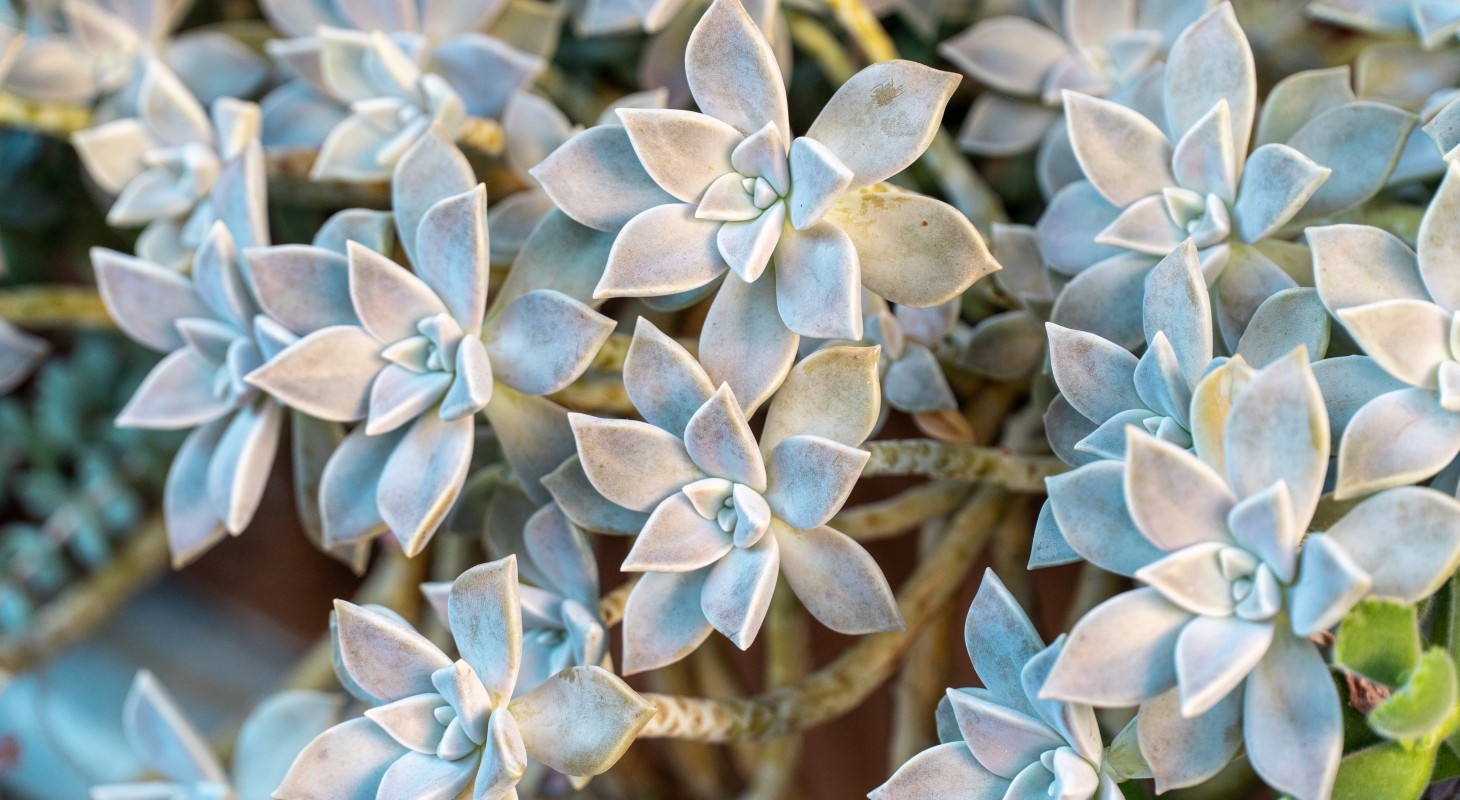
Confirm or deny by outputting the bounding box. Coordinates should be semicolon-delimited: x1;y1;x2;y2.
1332;740;1436;800
1104;716;1152;782
1335;598;1422;687
1432;739;1460;781
1368;648;1459;743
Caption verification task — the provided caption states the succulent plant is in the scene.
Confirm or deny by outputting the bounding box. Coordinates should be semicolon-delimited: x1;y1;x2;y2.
90;672;341;800
73;59;260;269
1310;162;1460;498
245;126;614;556
88;118;313;567
874;570;1134;800
939;0;1211;197
1044;349;1460;799
567;319;901;671
1;0;266;107
278;556;655;800
534;0;998;401
257;0;550;176
423;488;609;695
1041;3;1413;351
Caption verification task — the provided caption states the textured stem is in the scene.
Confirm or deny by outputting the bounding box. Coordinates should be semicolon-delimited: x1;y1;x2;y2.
786;11;857;85
552;374;635;413
830;480;970;541
741;586;811;800
0;91;91;137
0;517;169;676
888;519;954;767
600;576;637;627
861;439;1065;492
0;285;113;329
458;117;505;156
637;488;1010;741
823;0;898;62
645;659;733;799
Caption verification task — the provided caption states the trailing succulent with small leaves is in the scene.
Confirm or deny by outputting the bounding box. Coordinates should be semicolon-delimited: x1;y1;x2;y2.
0;0;1459;798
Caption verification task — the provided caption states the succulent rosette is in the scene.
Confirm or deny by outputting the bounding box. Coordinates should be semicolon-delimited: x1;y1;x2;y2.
1308;0;1460;48
278;556;655;800
565;319;901;671
423;488;609;695
855;294;970;441
534;0;997;406
1309;162;1460;498
90;672;341;800
257;0;552;177
73;59;259;269
1045;239;1329;468
1041;2;1414;350
873;571;1134;800
1;0;267;107
939;0;1211;196
245;126;614;556
89;120;327;567
1043;349;1460;799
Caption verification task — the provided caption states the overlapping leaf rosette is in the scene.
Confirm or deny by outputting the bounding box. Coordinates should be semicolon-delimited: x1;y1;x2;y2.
88;112;337;567
0;0;267;109
535;0;998;412
73;59;260;269
1042;349;1460;799
245;126;614;557
857;295;972;441
939;0;1211;197
423;487;610;694
91;672;341;800
874;571;1138;800
278;556;655;799
257;0;556;179
1310;163;1460;500
1040;2;1413;351
564;320;902;671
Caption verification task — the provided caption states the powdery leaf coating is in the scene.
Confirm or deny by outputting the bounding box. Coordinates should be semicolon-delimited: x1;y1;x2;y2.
280;557;652;800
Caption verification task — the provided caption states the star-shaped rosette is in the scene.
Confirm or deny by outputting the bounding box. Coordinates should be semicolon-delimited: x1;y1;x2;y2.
73;59;260;269
258;0;548;170
4;0;267;108
424;488;609;696
278;556;654;800
873;571;1128;800
534;0;996;399
1045;239;1329;468
246;126;615;556
90;672;341;800
1311;162;1460;498
567;319;902;671
1042;349;1460;799
938;0;1211;197
1039;3;1414;350
90;128;321;567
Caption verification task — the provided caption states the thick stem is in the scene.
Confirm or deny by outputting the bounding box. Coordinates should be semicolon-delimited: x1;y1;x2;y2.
600;576;637;627
887;518;954;767
0;517;169;676
637;488;1010;741
741;585;812;800
830;480;970;541
861;439;1065;492
0;91;90;137
0;285;113;329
